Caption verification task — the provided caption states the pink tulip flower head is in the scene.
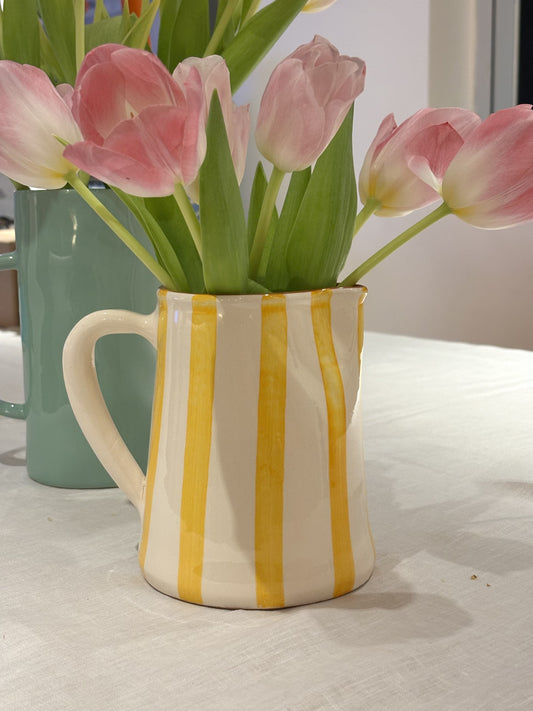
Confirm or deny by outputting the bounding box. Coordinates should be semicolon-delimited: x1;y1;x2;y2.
255;36;365;172
439;105;533;228
64;44;206;197
173;55;250;203
359;108;482;216
0;62;82;188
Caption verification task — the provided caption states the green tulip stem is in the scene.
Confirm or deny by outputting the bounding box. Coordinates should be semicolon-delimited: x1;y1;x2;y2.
73;0;85;74
68;173;177;289
341;201;452;287
249;165;285;277
242;0;262;25
173;184;202;257
353;198;381;237
204;0;242;56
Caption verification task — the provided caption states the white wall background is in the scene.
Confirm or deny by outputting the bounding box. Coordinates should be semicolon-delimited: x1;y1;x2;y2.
1;0;531;348
238;0;533;350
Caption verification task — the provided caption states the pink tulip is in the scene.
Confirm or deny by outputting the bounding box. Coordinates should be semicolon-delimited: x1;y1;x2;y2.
64;44;206;197
255;35;365;172
173;56;250;202
56;83;75;109
359;108;481;216
0;61;82;188
440;105;533;228
302;0;337;12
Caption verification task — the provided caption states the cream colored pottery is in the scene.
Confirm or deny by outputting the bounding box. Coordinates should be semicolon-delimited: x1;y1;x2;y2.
62;287;375;609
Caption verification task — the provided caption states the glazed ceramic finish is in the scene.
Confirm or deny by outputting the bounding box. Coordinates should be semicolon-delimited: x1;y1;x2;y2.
0;188;156;488
63;287;375;608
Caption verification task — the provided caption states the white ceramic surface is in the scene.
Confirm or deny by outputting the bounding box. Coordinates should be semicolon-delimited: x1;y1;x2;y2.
62;287;375;609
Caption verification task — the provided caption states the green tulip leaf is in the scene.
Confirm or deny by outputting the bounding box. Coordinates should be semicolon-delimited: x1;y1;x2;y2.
85;16;123;52
158;0;210;72
284;107;358;291
37;0;77;84
93;0;110;22
86;1;159;53
112;189;193;293
38;24;64;83
156;0;182;69
241;0;258;22
144;195;206;293
248;162;280;274
122;0;160;49
2;0;40;66
260;167;311;291
200;91;248;294
247;278;271;295
0;9;4;60
120;1;134;37
256;205;279;275
212;0;236;54
222;0;308;91
248;162;268;251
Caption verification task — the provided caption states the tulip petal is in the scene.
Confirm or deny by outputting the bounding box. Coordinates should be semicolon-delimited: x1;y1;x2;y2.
65;101;207;197
407;122;465;193
302;0;337;12
452;186;533;228
65;139;177;197
138;105;206;186
73;46;187;144
229;104;251;184
256;60;326;171
74;43;123;84
255;36;365;172
174;55;250;203
0;61;81;188
66;43;208;197
174;55;232;123
442;105;533;228
56;83;74;109
359;113;397;205
77;44;184;108
73;63;129;143
359;107;481;216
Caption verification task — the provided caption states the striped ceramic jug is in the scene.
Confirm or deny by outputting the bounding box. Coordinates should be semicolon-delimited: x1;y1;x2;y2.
63;287;375;609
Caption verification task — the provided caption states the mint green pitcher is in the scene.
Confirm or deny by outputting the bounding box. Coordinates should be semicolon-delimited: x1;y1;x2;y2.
0;188;156;488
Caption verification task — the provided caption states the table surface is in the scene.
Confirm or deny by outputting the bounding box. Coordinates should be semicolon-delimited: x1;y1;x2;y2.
1;330;532;711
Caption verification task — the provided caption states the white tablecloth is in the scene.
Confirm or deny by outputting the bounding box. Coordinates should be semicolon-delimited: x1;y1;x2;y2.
1;330;532;710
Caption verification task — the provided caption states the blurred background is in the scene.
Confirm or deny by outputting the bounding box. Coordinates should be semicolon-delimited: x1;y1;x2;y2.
1;0;531;348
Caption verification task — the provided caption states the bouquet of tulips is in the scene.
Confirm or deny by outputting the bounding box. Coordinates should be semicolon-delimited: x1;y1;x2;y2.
0;15;532;294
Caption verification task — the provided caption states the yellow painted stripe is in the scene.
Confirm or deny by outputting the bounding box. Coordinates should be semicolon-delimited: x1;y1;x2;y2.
357;289;375;556
311;290;355;597
255;294;287;608
177;295;217;604
139;291;168;571
357;288;367;372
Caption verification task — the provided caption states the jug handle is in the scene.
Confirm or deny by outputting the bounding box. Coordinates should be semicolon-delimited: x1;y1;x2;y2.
0;250;25;419
62;308;157;513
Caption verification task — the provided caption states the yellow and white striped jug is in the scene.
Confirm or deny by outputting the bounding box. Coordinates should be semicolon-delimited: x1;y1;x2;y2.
63;287;375;609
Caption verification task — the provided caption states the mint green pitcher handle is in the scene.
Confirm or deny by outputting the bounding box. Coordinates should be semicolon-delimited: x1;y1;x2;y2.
0;250;25;419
